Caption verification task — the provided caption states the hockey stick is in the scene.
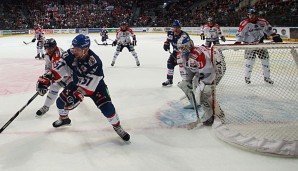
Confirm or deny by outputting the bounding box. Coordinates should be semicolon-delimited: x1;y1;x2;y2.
94;39;112;46
186;90;201;129
23;41;33;45
0;92;39;134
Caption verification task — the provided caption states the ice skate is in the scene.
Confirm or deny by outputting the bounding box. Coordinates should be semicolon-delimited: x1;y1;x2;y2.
36;105;49;117
35;54;41;59
245;77;251;84
113;125;130;142
203;115;214;126
264;77;274;84
136;61;140;66
52;116;71;128
111;61;115;66
162;79;173;87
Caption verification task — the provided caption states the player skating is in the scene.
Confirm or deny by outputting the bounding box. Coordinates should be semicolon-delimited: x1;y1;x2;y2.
176;35;225;129
35;38;72;117
111;22;139;66
162;20;190;87
234;8;282;84
100;27;109;45
36;34;130;141
200;17;226;47
32;25;45;59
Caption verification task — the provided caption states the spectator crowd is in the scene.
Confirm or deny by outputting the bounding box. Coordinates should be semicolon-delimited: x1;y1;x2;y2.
0;0;297;30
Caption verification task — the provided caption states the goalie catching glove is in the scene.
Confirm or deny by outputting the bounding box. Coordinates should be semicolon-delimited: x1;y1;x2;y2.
59;85;84;110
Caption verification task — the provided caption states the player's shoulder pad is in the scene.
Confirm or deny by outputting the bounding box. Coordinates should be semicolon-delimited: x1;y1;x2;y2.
256;17;270;24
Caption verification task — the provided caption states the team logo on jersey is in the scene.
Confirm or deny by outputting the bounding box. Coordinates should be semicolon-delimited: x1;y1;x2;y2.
88;56;96;66
80;65;87;72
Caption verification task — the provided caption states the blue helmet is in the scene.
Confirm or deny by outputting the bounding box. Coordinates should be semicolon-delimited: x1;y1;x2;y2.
172;20;182;27
72;34;90;48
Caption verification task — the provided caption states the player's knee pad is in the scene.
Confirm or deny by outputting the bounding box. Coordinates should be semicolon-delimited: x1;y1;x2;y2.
116;45;123;52
177;80;192;96
56;97;65;109
258;50;269;59
128;45;135;52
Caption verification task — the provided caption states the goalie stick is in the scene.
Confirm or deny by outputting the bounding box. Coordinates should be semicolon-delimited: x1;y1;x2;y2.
0;92;39;134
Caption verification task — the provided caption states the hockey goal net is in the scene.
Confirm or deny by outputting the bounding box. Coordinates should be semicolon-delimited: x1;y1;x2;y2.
211;43;298;157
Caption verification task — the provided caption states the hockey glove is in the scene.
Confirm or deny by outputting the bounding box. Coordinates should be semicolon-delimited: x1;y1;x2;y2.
112;40;118;46
36;74;52;96
32;38;36;42
273;34;283;42
60;88;84;110
220;36;226;42
163;42;170;51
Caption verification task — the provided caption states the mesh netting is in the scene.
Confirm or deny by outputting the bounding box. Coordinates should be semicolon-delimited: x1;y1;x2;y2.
212;43;298;157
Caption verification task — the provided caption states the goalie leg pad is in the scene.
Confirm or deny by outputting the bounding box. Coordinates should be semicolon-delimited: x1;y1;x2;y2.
199;85;214;123
178;80;197;107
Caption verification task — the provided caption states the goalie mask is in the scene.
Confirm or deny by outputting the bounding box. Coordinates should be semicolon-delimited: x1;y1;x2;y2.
177;35;194;58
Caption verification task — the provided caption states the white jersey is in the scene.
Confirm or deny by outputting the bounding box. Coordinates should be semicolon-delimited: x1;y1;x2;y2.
44;47;72;84
201;23;223;42
115;27;135;45
34;29;45;41
177;46;215;85
235;18;274;43
44;47;64;72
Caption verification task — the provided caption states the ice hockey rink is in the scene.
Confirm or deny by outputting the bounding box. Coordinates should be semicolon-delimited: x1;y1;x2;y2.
0;33;297;171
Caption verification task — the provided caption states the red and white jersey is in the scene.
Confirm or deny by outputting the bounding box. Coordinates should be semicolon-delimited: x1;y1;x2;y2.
201;23;223;41
34;28;45;41
44;47;64;73
115;27;135;45
177;46;215;84
236;18;274;43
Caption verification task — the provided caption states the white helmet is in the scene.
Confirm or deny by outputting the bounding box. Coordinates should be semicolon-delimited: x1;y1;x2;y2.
177;34;194;55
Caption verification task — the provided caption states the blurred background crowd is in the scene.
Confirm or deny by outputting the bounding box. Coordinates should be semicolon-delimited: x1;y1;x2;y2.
0;0;297;30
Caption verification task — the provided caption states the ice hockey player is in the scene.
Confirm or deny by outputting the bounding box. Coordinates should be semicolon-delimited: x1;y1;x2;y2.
100;26;109;45
234;8;283;84
35;38;72;117
176;35;225;129
162;20;190;87
111;22;140;66
200;17;226;47
36;34;130;141
32;25;45;59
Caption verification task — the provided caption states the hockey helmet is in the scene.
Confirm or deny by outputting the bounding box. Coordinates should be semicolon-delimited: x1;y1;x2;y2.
247;8;257;15
177;34;194;55
172;20;182;27
72;34;90;49
207;17;213;22
44;38;57;49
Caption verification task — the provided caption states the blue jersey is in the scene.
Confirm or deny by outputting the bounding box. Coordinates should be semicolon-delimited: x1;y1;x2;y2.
165;30;189;52
100;29;108;38
51;48;105;96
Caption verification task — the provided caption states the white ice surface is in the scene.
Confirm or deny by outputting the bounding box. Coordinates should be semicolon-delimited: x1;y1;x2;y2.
0;33;297;171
